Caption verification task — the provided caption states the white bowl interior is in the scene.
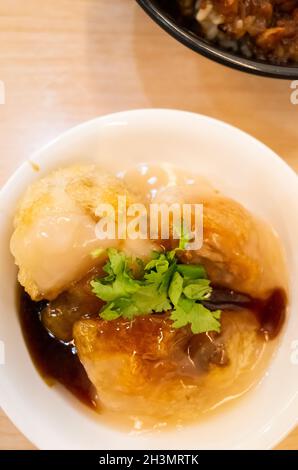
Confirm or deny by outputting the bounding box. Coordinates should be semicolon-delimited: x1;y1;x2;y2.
0;109;297;449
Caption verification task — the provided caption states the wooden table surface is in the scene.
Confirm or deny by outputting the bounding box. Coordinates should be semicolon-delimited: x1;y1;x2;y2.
0;0;297;450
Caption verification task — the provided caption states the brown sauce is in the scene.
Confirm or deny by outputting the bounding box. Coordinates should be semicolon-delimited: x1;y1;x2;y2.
204;286;287;340
18;287;96;409
18;284;287;410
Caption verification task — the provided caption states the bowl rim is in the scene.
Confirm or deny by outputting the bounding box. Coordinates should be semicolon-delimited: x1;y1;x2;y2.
136;0;298;79
1;108;298;450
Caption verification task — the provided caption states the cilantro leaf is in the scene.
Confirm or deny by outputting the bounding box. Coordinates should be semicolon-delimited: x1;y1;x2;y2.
108;248;126;275
91;273;139;302
91;248;140;302
99;301;123;321
100;297;141;321
168;271;183;306
144;254;169;273
177;264;207;280
133;284;172;313
91;247;222;334
98;282;172;321
170;298;221;334
183;279;212;300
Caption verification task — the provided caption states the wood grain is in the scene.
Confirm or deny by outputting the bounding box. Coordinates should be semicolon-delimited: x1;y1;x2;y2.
0;0;297;450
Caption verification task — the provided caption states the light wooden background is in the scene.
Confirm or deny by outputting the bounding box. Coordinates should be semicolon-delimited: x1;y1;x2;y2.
0;0;297;450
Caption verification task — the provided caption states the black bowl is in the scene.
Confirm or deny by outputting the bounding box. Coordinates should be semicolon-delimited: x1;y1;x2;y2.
137;0;298;79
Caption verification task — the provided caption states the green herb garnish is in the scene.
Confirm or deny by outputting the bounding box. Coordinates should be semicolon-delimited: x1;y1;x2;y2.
91;247;221;334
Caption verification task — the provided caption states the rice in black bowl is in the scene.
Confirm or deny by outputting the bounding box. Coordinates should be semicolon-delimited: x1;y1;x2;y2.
159;0;298;65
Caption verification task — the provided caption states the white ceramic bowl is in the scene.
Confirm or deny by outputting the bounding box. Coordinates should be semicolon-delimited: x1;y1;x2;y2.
0;109;298;450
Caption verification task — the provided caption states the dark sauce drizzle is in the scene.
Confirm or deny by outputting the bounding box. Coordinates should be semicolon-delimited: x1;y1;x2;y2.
19;285;287;408
18;288;96;409
204;286;287;340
